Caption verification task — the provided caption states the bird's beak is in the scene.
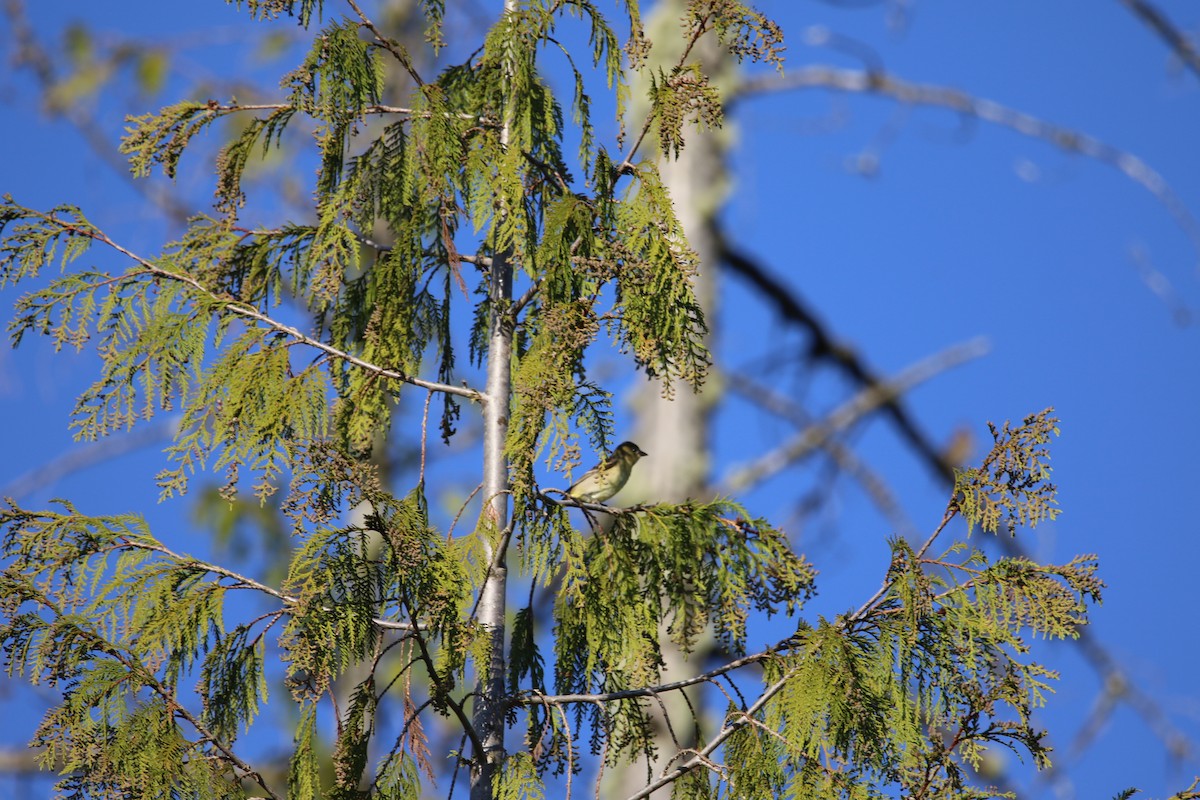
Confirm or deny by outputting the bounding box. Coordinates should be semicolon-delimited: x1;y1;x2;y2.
636;446;648;456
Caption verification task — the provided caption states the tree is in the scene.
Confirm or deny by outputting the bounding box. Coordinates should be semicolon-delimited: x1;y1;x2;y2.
0;1;1126;798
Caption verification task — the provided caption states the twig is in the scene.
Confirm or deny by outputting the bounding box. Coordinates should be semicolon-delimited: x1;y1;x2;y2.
116;536;420;632
346;0;425;86
398;587;489;767
420;391;433;487
619;664;792;800
617;12;715;174
516;652;766;707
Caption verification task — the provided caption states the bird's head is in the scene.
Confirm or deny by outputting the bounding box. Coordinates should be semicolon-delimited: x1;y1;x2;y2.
612;441;648;463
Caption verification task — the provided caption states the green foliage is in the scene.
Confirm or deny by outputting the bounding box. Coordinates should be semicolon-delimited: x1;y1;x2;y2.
955;407;1061;534
0;447;478;798
228;0;323;26
0;201;98;294
122;101;223;179
215;107;297;213
0;1;1107;799
613;164;711;391
549;499;815;765
650;64;724;158
697;0;786;69
496;752;544;800
695;412;1098;799
0;501;256;798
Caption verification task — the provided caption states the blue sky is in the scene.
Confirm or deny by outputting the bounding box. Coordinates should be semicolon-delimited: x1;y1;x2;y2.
2;1;1199;797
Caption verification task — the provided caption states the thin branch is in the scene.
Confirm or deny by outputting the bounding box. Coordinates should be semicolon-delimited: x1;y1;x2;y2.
617;12;714;174
208;101;488;122
346;0;425;86
850;503;959;627
398;588;489;765
621;499;965;800
447;483;483;541
727;374;919;537
209;102;412;114
619;665;793;800
516;651;769;707
41;214;483;401
419;390;433;486
68;627;282;799
720;337;989;493
117;537;421;632
718;235;971;484
736;65;1200;260
511;276;543;316
467;494;516;625
471;1;520;795
0;416;177;499
1119;0;1200;80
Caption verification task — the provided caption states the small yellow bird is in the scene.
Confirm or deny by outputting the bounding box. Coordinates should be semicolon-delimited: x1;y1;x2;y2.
566;441;647;504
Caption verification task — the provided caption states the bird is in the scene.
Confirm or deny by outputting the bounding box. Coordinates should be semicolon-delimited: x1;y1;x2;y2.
566;441;647;504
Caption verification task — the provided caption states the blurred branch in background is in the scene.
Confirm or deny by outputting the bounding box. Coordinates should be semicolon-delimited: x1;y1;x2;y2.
720;336;989;494
0;416;178;500
737;63;1200;277
1120;0;1200;80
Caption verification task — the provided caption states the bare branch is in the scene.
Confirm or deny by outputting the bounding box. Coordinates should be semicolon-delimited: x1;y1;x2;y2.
720;337;990;493
727;374;919;536
738;65;1200;260
1;416;177;499
718;236;969;484
1119;0;1200;81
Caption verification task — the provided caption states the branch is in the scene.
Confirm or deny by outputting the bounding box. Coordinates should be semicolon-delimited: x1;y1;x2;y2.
737;65;1200;260
345;0;425;86
46;215;483;402
470;2;520;796
209;101;486;122
622;498;964;800
727;374;919;536
209;101;420;115
718;172;1200;772
516;650;770;707
1119;0;1200;81
52;620;283;800
620;664;794;800
0;416;177;499
117;537;421;632
2;0;193;225
718;236;969;485
616;12;715;174
719;337;989;493
397;589;489;770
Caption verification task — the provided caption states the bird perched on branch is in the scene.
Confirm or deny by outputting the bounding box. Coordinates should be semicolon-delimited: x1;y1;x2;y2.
566;441;647;504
